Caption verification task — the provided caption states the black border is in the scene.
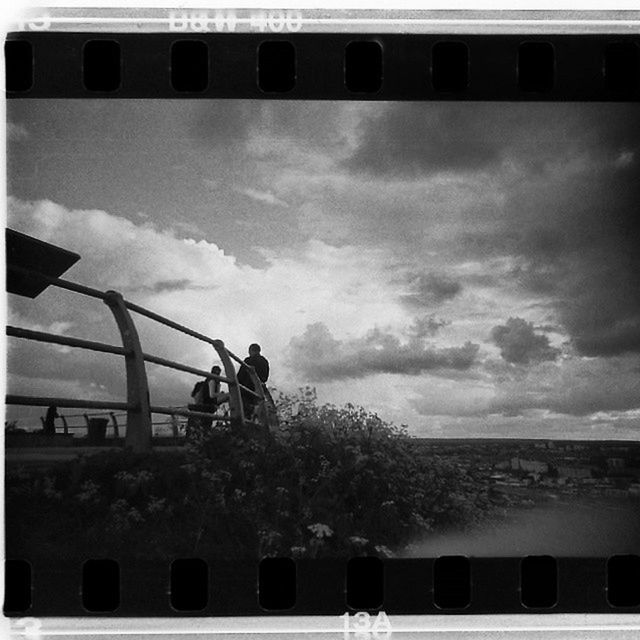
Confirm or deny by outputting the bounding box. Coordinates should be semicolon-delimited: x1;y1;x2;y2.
5;33;640;100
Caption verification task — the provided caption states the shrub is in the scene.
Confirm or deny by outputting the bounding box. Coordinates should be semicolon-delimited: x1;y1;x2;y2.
5;389;492;561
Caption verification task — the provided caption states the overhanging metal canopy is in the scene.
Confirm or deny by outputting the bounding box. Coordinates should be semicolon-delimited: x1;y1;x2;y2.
6;228;81;298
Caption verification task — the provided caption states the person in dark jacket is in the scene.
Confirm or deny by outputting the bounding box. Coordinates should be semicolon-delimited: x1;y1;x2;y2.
237;343;269;419
43;405;58;437
187;365;223;436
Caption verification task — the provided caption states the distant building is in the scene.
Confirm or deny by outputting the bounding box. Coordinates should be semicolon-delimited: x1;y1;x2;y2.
610;446;631;454
511;457;549;474
556;466;593;479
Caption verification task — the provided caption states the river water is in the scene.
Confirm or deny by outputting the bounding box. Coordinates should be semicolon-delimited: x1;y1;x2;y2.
405;499;640;557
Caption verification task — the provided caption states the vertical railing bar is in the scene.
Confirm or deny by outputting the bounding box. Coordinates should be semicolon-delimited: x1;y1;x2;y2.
110;412;120;439
212;339;245;427
103;290;152;452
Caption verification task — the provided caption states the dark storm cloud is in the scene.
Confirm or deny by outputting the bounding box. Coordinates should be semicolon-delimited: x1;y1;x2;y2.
452;105;640;358
289;322;479;381
491;318;560;365
517;162;640;357
400;272;462;309
345;103;502;178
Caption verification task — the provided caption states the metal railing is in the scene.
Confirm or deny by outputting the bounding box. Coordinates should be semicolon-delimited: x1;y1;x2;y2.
5;264;278;452
29;409;187;438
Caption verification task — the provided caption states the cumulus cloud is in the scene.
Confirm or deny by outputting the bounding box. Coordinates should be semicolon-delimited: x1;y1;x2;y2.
4;198;270;406
289;322;479;381
491;317;560;365
6;197;417;413
7;197;242;295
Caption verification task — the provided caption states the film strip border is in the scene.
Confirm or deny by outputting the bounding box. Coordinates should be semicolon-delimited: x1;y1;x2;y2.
4;29;640;619
4;556;640;616
4;33;640;99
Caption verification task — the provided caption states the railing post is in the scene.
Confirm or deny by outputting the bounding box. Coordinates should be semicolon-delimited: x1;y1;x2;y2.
60;414;69;435
109;412;120;439
212;339;245;427
104;290;152;452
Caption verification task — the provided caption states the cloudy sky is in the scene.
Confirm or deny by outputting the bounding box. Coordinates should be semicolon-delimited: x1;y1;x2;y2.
5;100;640;439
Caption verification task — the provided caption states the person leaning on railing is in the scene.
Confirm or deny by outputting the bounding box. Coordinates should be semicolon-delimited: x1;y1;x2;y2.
42;404;59;437
237;343;270;420
187;364;228;436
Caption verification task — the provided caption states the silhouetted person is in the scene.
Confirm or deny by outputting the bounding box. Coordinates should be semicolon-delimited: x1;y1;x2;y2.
43;405;58;437
187;365;223;436
237;343;270;419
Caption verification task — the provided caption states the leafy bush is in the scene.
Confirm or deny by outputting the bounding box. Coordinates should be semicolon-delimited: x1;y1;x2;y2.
6;389;492;561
